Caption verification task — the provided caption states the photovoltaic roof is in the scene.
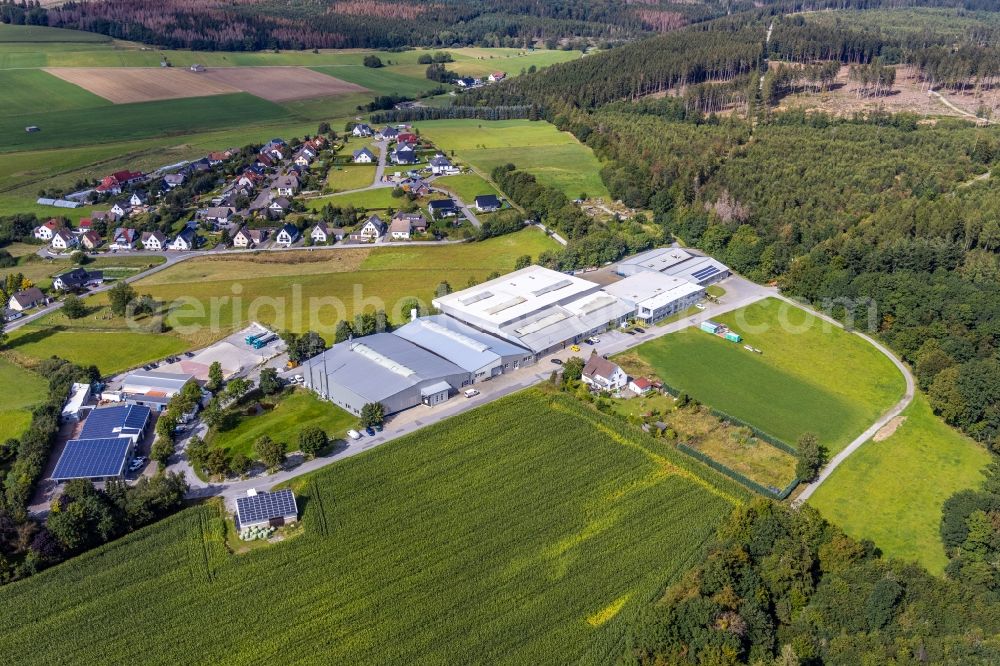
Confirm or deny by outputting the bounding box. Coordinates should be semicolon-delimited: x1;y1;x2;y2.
691;265;721;280
236;489;298;526
79;405;150;440
51;438;131;480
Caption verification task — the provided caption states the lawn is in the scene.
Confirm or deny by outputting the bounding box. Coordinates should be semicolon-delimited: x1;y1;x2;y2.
0;358;47;442
325;164;376;192
433;173;502;204
809;394;991;573
208;389;355;459
4;327;189;376
1;69;109;116
308;187;399;211
416;120;609;199
620;298;906;453
0;93;294;153
0;390;744;663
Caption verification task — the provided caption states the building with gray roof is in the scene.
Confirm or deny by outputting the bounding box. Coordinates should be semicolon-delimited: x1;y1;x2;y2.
615;247;730;286
303;333;471;416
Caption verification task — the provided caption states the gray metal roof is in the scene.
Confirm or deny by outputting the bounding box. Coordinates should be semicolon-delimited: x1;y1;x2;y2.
420;381;451;396
394;315;529;373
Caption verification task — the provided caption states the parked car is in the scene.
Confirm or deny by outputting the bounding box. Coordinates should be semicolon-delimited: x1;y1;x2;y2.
570;344;580;352
551;358;563;365
294;374;305;384
365;427;375;436
464;389;480;398
625;330;636;335
634;327;645;333
695;303;706;310
347;429;361;440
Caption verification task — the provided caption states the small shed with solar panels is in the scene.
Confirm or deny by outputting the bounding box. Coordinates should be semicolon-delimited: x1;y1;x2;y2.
235;489;299;530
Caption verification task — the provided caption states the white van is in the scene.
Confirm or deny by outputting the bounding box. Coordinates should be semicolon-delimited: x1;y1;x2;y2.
464;389;480;398
347;429;362;440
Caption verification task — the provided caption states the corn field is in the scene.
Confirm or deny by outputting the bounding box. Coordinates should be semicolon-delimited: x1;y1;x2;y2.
0;390;745;665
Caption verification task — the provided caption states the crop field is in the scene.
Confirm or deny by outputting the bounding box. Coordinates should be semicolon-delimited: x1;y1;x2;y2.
208;389;355;458
416;120;609;199
2;69;109;116
0;358;47;443
201;67;367;102
0;93;293;153
44;67;239;103
433;173;502;203
621;298;905;453
810;394;991;573
0;391;744;664
326;164;376;191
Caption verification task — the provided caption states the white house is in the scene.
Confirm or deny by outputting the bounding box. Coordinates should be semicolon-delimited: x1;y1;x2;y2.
110;228;136;251
352;124;373;137
628;377;653;394
273;174;299;197
429;154;458;175
581;353;628;391
110;202;132;219
232;227;266;248
474;194;501;212
352;147;375;164
275;224;300;246
34;219;61;241
50;229;77;251
311;222;342;244
141;231;167;251
167;228;196;251
129;191;149;207
8;287;46;312
351;215;386;242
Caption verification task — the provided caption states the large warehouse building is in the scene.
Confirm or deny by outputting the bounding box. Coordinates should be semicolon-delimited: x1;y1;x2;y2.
615;247;730;286
432;266;632;355
602;272;705;325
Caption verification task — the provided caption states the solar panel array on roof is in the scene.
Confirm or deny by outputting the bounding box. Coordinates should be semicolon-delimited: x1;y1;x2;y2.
79;404;150;440
691;265;721;280
236;489;298;526
51;438;131;480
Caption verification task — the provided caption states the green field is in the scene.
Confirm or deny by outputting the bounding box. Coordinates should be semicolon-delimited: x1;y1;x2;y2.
325;164;376;192
208;389;355;459
1;254;165;291
0;358;47;442
308;187;400;211
0;93;293;153
416;120;609;198
622;298;906;453
809;393;991;573
0;390;743;663
2;69;109;116
434;173;502;204
4;327;188;376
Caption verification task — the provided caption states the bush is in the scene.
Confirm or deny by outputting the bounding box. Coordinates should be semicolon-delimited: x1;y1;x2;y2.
299;427;328;458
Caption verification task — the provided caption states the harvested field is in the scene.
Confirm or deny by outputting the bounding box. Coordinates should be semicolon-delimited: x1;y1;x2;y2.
44;67;239;103
199;67;367;102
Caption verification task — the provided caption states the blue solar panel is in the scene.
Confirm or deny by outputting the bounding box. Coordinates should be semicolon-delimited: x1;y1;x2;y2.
691;266;721;280
51;438;131;480
236;490;298;526
79;405;150;439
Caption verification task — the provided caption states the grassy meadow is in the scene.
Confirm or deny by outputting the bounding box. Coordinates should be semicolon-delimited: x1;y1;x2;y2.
620;298;906;452
1;253;165;291
0;390;744;663
4;327;189;376
809;393;991;573
434;173;503;203
2;69;109;116
416;119;609;199
0;358;48;442
325;164;376;192
208;389;355;458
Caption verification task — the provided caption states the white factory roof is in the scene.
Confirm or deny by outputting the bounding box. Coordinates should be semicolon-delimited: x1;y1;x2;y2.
432;266;600;328
393;315;529;373
617;247;696;273
601;272;704;310
120;371;194;395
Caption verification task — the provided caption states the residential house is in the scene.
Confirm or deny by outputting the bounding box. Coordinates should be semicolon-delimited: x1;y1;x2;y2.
275;224;300;246
488;71;506;82
80;230;102;251
207;150;231;165
455;77;476;88
95;170;143;195
91;211;111;224
428;198;458;219
129;191;149;207
33;218;62;241
8;287;46;311
109;202;132;219
274;174;299;197
310;222;342;244
292;150;312;168
350;215;386;242
163;173;186;189
474;194;501;212
628;377;653;394
53;267;104;291
268;197;291;218
429;154;458;175
256;153;275;169
581;353;628;391
188;158;212;174
352;124;373;137
167;228;196;251
377;126;399;141
388;212;427;240
392;146;417;166
198;207;235;227
110;228;137;251
232;226;267;248
397;133;418;145
50;229;77;251
352;147;375;164
77;218;93;232
141;231;167;251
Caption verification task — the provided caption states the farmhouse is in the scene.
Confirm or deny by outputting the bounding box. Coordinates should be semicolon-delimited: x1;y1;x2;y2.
235;488;298;530
141;231;167;251
394;315;534;381
50;229;77;251
168;228;196;251
232;226;267;248
352;147;375;164
8;287;46;312
350;215;386;242
601;271;704;325
582;353;628;391
432;265;631;355
275;223;300;246
119;370;195;412
304;333;471;416
53;267;104;291
428;198;458;218
389;212;427;240
474;194;501;212
615;247;730;286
